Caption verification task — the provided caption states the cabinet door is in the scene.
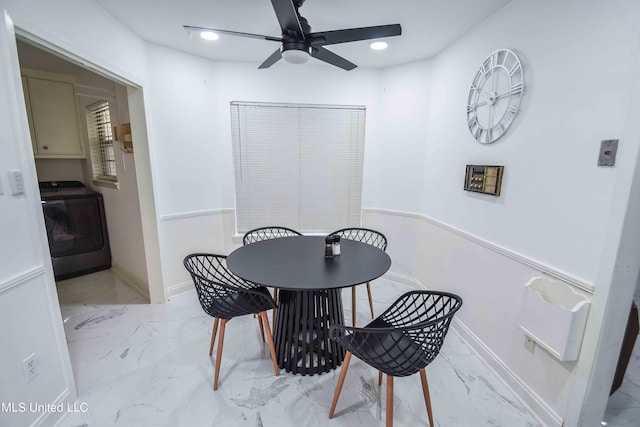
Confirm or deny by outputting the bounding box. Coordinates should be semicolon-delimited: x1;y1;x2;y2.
20;76;38;154
27;78;83;157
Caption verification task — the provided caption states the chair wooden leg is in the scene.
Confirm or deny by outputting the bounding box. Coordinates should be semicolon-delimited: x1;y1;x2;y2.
366;281;375;318
272;288;278;326
420;369;434;427
257;313;265;342
213;318;229;391
209;318;219;357
329;351;352;419
259;311;280;376
352;287;357;326
379;371;383;386
386;374;394;427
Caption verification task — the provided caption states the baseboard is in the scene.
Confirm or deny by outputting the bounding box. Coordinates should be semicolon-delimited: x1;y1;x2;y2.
111;262;149;300
452;319;563;427
167;280;194;299
383;271;426;290
383;273;559;425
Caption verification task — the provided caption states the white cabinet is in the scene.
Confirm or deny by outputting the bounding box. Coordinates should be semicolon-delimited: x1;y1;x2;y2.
21;72;84;158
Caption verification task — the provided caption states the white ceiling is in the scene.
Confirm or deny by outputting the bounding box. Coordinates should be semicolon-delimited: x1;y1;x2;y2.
93;0;511;70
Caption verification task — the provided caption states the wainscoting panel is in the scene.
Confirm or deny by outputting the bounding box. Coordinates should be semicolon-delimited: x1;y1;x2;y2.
159;209;235;299
0;266;73;427
363;208;592;426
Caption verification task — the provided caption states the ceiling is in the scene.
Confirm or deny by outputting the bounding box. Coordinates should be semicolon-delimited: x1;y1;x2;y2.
93;0;511;70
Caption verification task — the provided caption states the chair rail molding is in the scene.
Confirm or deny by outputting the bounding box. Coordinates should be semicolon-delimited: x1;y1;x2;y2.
159;208;233;222
0;265;45;294
362;208;595;294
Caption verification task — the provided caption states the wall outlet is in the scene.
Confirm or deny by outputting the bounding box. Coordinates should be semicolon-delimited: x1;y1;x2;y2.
524;336;535;353
22;353;38;382
7;170;25;196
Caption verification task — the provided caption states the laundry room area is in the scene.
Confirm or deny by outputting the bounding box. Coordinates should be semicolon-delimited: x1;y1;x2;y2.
16;38;150;297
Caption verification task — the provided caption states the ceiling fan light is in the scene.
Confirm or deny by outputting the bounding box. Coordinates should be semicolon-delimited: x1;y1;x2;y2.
200;31;219;41
370;41;388;50
282;48;310;64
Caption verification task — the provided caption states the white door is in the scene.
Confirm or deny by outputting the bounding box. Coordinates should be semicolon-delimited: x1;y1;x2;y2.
0;10;76;427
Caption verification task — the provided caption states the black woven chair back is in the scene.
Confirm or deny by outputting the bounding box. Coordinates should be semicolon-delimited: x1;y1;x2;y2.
242;226;303;245
329;227;387;251
329;290;462;377
183;253;275;319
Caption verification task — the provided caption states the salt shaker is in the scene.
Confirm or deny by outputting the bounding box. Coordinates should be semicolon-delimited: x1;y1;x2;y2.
332;236;341;255
324;236;334;258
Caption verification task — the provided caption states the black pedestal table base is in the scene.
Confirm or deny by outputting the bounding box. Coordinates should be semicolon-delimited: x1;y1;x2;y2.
274;289;345;375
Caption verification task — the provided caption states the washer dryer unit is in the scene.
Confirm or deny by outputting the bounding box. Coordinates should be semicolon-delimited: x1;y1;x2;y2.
39;181;112;280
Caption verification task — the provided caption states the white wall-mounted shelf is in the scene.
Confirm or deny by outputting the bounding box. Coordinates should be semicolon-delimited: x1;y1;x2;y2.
519;276;590;362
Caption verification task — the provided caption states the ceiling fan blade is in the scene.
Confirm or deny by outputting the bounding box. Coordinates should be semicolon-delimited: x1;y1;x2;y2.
184;25;282;42
311;47;357;71
309;24;401;46
258;48;283;69
270;0;305;39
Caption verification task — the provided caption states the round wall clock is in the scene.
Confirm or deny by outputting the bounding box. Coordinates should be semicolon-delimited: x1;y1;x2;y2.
467;49;523;144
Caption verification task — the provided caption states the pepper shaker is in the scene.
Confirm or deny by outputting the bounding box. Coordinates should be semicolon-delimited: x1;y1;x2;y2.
324;236;334;258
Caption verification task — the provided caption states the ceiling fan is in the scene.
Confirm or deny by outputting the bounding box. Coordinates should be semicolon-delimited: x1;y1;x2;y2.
184;0;402;71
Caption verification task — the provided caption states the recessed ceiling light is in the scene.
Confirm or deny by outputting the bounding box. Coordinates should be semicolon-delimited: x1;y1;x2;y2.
370;41;388;50
200;31;219;41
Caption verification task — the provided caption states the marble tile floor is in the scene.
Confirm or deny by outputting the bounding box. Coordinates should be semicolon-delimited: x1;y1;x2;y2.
54;270;549;427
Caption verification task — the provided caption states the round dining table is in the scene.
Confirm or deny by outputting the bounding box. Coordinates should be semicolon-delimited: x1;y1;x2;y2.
226;235;391;375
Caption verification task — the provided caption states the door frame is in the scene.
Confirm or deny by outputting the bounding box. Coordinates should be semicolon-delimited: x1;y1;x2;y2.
13;27;166;304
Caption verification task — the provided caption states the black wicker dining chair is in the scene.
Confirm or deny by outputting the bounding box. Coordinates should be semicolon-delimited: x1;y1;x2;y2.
328;290;463;427
328;227;387;326
242;226;303;245
183;253;279;391
243;226;303;324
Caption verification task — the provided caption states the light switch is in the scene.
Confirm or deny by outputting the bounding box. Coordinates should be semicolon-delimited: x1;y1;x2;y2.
598;139;618;166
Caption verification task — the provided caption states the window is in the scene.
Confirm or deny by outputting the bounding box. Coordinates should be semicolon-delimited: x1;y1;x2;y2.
231;101;366;234
86;101;117;183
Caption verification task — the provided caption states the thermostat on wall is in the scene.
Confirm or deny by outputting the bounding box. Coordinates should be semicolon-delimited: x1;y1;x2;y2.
464;165;504;196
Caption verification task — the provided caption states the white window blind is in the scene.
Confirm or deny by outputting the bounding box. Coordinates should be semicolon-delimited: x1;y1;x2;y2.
86;100;117;182
231;101;366;234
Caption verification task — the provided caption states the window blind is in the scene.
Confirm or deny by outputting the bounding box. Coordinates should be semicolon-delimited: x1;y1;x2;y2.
231;102;366;234
86;100;117;181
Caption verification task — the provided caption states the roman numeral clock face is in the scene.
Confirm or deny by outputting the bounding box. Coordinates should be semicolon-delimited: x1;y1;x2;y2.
467;49;524;144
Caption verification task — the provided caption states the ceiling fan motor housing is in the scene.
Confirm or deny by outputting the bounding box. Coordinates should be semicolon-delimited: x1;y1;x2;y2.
281;40;311;63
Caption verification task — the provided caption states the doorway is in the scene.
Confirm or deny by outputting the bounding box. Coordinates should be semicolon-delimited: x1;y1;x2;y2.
14;35;164;303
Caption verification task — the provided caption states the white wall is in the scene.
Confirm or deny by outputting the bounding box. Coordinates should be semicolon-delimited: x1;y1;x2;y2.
144;44;384;289
146;44;383;215
74;69;150;291
365;0;640;424
0;0;147;85
374;0;640;284
0;12;75;427
0;1;154;424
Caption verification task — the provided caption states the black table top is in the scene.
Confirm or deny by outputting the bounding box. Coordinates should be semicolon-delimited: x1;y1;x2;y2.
227;236;391;291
